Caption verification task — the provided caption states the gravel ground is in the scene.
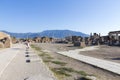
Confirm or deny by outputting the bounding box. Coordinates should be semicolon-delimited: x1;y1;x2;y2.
33;43;120;80
79;45;120;63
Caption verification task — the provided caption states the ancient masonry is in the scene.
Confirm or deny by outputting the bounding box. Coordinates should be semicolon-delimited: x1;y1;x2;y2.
33;37;53;43
108;31;120;45
65;30;120;47
16;30;120;47
0;32;12;48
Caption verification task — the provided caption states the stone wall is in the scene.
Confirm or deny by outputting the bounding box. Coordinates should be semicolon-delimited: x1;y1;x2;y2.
33;37;53;43
0;32;12;48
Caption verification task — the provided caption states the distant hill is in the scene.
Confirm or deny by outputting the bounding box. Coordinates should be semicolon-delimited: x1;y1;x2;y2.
1;30;89;38
39;30;89;38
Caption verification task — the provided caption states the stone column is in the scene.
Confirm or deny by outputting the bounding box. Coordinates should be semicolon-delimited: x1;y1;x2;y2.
116;33;118;40
109;33;112;39
80;38;86;48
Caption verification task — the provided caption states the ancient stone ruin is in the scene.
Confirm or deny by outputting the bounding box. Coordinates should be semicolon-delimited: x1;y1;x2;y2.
11;37;18;44
65;36;86;47
0;32;12;48
19;30;120;47
108;31;120;46
33;37;53;43
65;31;120;47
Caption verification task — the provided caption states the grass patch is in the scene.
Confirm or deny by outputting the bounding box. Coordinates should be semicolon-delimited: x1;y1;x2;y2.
38;51;51;57
51;67;75;77
51;61;67;66
38;53;47;56
51;68;71;77
43;59;52;63
75;71;87;76
51;67;88;77
31;44;41;51
46;56;54;59
60;67;75;72
31;44;54;62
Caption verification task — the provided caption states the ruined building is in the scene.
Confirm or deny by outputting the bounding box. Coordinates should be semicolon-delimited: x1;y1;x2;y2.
33;37;53;43
65;31;120;47
108;31;120;46
65;36;86;47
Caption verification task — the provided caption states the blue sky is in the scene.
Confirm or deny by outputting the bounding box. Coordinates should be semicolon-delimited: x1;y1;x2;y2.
0;0;120;35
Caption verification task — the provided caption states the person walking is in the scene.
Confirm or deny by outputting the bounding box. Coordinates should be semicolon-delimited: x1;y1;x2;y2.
25;41;30;49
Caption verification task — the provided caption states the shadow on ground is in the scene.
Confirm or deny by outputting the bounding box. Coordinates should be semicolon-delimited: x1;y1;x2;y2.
111;58;120;60
74;77;91;80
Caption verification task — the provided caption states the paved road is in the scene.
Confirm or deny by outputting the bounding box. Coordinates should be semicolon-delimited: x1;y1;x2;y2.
0;44;55;80
58;46;120;75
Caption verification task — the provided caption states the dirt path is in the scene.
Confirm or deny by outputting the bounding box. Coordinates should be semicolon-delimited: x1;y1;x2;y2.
58;46;120;75
79;45;120;63
0;43;56;80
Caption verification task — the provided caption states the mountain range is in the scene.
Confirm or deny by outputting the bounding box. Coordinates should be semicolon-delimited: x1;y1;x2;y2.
1;30;89;38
